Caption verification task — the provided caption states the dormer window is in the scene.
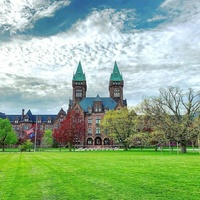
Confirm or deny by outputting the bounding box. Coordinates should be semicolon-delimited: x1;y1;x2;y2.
14;120;18;124
47;120;51;124
37;120;41;124
95;105;102;112
88;107;92;114
24;118;29;122
104;107;109;113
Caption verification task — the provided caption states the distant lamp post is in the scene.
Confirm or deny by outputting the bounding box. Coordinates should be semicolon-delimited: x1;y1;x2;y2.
34;115;38;152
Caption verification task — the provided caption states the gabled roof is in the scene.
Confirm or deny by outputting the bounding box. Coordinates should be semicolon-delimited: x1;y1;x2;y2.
94;94;102;102
36;115;57;122
3;109;59;123
73;61;86;81
110;61;123;81
6;115;22;122
79;96;117;112
0;112;7;119
57;108;66;116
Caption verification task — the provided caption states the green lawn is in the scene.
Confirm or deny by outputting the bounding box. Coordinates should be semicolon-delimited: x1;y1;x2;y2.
0;150;199;200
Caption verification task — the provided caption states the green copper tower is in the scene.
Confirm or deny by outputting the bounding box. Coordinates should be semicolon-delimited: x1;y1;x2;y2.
109;61;124;105
72;62;87;104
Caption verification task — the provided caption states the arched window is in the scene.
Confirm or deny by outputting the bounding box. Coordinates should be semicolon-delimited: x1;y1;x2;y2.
87;138;93;145
104;138;110;145
95;137;102;145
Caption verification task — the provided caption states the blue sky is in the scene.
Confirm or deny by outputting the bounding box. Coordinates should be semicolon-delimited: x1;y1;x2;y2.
0;0;200;114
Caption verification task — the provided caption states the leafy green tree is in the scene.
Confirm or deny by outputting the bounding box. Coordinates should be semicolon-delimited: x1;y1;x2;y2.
20;139;33;152
100;108;137;150
41;129;53;149
139;87;200;153
129;132;150;150
0;118;17;151
149;130;167;152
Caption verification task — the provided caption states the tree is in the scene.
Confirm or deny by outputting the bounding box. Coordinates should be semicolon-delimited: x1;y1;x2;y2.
41;129;53;149
129;132;150;150
0;118;17;151
20;139;33;152
100;108;137;150
53;110;85;151
149;130;167;152
139;87;200;153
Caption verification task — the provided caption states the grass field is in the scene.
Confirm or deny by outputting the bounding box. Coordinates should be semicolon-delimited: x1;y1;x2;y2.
0;150;199;200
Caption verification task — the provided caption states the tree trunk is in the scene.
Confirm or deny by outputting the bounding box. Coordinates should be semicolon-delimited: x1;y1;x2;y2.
68;142;72;151
155;144;158;151
180;143;187;153
123;142;129;151
2;143;5;152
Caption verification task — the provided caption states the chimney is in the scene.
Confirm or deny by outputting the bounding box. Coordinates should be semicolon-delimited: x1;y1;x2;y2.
22;109;25;120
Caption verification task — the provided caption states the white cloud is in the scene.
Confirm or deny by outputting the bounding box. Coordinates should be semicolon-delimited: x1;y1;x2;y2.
0;2;200;114
147;15;167;22
0;0;71;34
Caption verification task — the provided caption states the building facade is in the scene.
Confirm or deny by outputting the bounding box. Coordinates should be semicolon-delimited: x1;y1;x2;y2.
68;61;127;147
0;108;66;145
0;62;126;148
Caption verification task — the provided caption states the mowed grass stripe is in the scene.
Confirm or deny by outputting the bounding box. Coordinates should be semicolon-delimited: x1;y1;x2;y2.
0;151;199;200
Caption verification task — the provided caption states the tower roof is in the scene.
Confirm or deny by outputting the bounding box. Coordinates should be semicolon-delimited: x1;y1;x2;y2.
73;61;86;81
94;94;102;102
110;61;123;81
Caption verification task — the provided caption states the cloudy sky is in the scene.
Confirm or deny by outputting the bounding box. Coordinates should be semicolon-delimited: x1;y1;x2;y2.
0;0;200;114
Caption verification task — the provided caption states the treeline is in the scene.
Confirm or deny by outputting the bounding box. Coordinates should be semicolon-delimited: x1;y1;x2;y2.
101;87;200;153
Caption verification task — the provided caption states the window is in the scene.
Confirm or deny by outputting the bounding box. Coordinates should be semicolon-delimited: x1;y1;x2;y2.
87;138;93;145
104;108;109;113
113;81;120;85
76;89;82;97
88;118;92;124
24;118;29;122
88;107;92;114
96;127;101;134
88;128;92;135
23;125;28;130
114;89;120;97
75;108;79;113
14;120;18;124
47;120;51;123
38;120;41;124
95;105;102;112
77;118;82;123
75;81;83;85
96;118;101;124
45;125;52;130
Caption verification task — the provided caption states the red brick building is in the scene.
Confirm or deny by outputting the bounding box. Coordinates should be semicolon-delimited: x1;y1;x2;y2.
1;62;126;148
68;62;127;148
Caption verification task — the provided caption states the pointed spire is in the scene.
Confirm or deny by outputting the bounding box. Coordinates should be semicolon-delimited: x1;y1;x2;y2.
94;94;102;102
73;61;86;81
26;109;33;117
110;61;123;81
